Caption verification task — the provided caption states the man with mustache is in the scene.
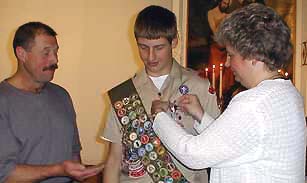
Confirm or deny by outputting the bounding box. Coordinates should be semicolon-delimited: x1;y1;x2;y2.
0;22;102;182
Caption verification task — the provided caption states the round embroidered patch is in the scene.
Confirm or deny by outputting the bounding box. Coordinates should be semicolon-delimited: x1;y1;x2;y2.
179;85;189;95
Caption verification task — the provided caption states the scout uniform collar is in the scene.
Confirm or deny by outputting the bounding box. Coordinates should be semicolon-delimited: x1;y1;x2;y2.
134;59;188;101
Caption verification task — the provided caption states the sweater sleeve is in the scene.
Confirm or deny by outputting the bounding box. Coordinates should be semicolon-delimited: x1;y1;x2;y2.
153;97;263;169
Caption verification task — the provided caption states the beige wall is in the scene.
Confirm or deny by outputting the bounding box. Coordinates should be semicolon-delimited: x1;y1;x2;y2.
0;0;172;164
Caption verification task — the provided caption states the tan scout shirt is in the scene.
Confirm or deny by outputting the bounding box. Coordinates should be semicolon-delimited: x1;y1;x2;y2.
101;60;220;183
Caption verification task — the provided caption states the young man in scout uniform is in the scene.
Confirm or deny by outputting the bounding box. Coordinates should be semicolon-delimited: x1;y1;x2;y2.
101;5;220;183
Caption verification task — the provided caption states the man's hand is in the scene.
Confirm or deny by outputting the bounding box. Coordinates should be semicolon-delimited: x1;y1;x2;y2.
61;161;104;181
177;94;204;121
151;100;170;118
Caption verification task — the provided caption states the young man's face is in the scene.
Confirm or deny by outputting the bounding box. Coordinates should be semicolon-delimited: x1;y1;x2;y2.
21;34;59;84
136;37;177;77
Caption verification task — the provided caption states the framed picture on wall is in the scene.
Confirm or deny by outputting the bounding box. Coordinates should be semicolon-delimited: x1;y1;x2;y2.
186;0;296;102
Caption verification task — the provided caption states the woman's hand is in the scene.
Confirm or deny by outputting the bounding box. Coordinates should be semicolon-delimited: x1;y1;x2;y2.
177;94;204;121
151;100;170;119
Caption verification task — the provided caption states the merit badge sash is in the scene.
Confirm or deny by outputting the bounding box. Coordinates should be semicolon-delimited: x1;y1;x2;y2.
108;78;189;183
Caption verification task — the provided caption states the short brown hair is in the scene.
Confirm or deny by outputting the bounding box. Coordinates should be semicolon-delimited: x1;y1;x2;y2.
134;5;178;44
13;22;57;57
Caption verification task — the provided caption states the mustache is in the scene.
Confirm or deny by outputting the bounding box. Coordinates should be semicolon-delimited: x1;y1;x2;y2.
42;64;58;71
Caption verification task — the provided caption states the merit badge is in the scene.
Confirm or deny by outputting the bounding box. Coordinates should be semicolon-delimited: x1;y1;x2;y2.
136;106;145;115
140;135;150;144
153;172;161;181
132;119;140;129
129;152;139;161
138;147;146;157
157;146;165;155
121;116;130;125
114;101;123;109
179;85;189;95
156;160;163;169
126;104;134;111
133;140;142;148
129;132;137;141
152;137;161;147
122;97;130;105
149;151;158;160
144;121;152;130
162;153;171;162
131;94;139;100
178;177;189;183
128;111;137;120
139;114;147;122
142;156;151;166
171;170;181;180
137;127;145;135
132;100;141;107
167;163;175;172
145;143;154;152
117;108;126;117
159;168;169;178
147;164;156;174
164;176;174;183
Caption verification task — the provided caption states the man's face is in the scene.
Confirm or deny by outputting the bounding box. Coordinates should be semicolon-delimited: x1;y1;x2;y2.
22;34;59;84
219;0;230;13
136;37;177;77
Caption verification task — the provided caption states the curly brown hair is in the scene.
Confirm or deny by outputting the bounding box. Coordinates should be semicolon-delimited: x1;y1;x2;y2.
216;3;292;71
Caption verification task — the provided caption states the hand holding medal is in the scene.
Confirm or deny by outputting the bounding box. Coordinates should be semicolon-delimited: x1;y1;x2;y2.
151;100;170;120
177;94;204;122
169;85;189;122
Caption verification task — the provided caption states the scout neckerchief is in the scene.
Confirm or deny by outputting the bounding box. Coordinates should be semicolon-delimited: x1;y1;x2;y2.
108;78;189;183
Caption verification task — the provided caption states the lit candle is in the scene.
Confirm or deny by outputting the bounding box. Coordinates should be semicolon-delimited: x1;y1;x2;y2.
285;72;289;78
212;65;215;89
205;67;208;78
219;63;223;98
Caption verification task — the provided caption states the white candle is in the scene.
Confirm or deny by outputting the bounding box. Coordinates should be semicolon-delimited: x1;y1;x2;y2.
212;65;216;89
219;63;223;98
205;67;208;78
